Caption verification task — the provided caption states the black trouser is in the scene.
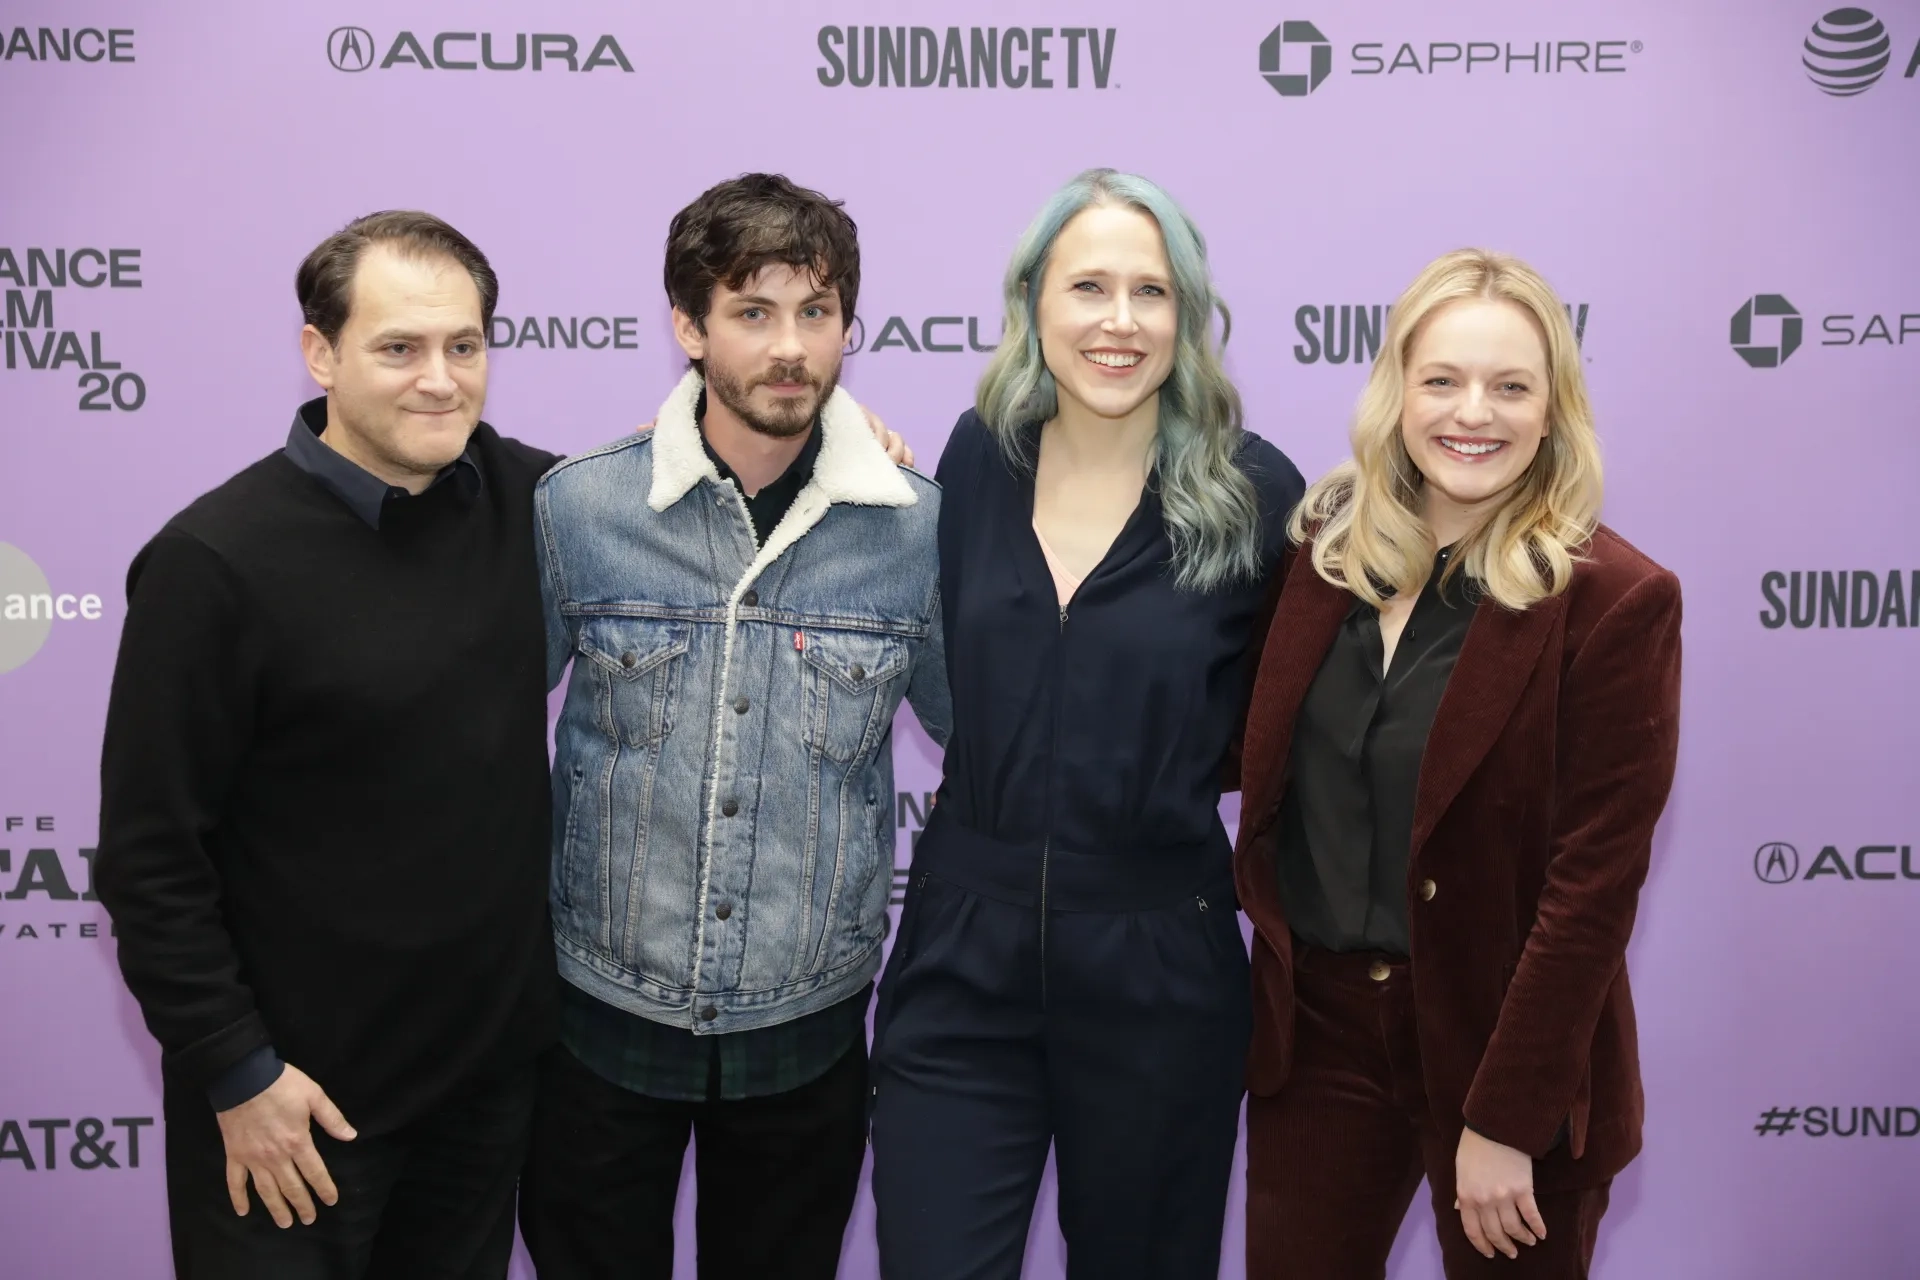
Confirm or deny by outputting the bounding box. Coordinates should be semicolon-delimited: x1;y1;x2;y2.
518;1037;870;1280
869;815;1251;1280
163;1061;536;1280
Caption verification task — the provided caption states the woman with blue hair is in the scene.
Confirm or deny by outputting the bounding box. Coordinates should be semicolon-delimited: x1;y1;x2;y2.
868;169;1305;1278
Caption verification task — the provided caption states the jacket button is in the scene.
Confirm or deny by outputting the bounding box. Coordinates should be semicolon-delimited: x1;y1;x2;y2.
700;1005;718;1022
734;696;750;714
1368;960;1391;982
743;589;758;607
850;664;866;681
1420;878;1437;901
620;653;636;669
721;799;738;817
715;903;732;921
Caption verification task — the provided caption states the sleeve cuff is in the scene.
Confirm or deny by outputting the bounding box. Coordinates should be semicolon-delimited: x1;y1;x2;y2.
207;1046;284;1112
1462;1116;1569;1155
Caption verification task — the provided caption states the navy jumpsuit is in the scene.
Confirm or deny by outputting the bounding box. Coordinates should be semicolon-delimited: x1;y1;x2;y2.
870;412;1304;1278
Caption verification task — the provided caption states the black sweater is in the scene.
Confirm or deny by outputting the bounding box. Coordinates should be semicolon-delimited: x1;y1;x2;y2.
96;421;559;1135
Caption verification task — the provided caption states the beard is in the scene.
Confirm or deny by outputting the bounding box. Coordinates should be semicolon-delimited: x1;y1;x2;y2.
705;357;841;440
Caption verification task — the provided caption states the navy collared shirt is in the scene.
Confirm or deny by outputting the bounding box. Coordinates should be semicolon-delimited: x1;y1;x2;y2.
283;397;481;529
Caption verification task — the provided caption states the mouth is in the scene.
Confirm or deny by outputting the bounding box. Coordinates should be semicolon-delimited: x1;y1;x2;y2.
757;373;815;396
1082;349;1144;372
1437;436;1506;461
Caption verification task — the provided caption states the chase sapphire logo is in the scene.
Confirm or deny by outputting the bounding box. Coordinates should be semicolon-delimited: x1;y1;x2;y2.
1260;21;1332;96
1756;842;1801;884
1730;295;1803;368
1803;9;1893;96
328;26;375;72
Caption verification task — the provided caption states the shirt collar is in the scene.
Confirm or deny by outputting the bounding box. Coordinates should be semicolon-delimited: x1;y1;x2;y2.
283;397;481;529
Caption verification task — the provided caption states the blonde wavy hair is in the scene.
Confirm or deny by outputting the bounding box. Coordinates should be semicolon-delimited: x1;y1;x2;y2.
1288;248;1602;611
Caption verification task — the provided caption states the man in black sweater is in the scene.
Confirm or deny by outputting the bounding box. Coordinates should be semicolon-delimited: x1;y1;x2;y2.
96;212;560;1279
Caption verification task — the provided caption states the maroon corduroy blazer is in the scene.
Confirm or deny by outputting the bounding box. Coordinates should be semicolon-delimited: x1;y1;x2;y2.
1233;525;1682;1190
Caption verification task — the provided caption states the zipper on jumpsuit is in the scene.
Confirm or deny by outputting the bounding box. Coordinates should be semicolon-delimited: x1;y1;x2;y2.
1039;601;1067;1006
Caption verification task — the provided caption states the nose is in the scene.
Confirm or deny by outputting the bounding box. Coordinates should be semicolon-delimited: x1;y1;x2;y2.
1454;384;1495;429
767;314;807;364
416;350;457;399
1101;292;1140;338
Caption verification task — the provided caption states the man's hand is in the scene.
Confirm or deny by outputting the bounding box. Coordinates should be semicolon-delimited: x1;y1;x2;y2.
216;1064;356;1228
635;403;913;466
1453;1126;1546;1260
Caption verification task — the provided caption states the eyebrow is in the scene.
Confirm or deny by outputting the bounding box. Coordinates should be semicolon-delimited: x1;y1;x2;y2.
1417;362;1539;379
734;290;836;307
1059;265;1171;284
366;325;484;345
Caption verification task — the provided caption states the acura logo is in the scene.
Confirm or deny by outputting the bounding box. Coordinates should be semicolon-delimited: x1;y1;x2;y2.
1755;842;1800;884
329;26;375;72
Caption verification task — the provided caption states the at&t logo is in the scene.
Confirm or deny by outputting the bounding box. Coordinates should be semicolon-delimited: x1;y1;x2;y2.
1802;8;1919;96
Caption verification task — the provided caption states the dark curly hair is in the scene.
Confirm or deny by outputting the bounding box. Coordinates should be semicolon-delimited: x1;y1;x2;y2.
663;174;860;371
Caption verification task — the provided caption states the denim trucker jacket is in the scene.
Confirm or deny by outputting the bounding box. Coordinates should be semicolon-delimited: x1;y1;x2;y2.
535;370;950;1034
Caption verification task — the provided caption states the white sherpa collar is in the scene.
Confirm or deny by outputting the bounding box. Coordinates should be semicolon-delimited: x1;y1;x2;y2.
646;368;917;514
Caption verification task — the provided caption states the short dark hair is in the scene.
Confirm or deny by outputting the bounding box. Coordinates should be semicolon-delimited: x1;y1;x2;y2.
296;210;499;346
663;174;860;368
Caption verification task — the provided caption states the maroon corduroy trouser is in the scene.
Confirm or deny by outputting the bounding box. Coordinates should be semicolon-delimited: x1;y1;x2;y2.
1245;942;1612;1278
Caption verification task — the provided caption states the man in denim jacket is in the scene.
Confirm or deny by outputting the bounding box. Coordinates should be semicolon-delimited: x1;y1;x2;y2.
518;175;949;1280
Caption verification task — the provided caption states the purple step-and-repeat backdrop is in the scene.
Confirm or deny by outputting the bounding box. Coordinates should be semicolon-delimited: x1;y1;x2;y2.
3;1;1917;1275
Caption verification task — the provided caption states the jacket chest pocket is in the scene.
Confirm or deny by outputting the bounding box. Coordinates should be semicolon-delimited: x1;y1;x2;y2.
800;629;910;763
577;617;690;748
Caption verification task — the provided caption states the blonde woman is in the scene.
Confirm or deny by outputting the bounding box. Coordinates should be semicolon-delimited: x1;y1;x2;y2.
1233;249;1681;1277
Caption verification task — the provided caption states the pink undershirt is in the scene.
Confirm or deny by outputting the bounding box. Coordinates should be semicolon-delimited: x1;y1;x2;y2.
1033;522;1083;606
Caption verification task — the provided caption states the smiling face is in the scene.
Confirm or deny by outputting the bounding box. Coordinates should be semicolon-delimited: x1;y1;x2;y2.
1034;202;1178;430
1399;297;1551;536
299;244;487;487
674;262;845;440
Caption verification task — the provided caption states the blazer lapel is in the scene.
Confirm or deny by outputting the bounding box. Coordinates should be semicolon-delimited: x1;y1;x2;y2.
1408;592;1566;858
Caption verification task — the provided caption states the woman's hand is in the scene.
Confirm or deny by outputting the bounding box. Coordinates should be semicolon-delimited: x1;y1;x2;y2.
1453;1126;1546;1259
